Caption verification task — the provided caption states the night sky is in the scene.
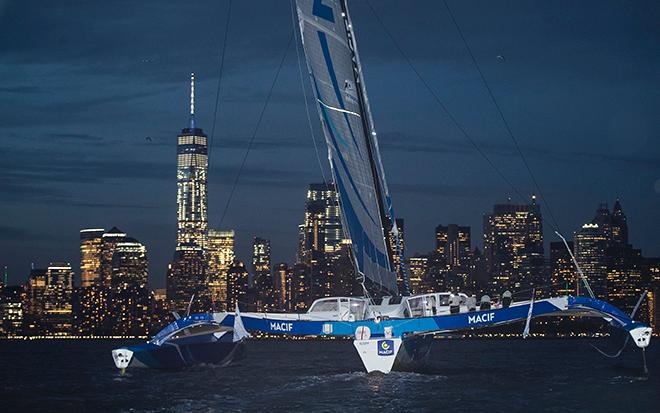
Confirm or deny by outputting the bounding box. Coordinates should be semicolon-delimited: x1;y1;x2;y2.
1;0;659;288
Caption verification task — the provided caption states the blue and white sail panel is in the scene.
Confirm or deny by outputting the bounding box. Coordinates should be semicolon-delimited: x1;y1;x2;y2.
296;0;397;295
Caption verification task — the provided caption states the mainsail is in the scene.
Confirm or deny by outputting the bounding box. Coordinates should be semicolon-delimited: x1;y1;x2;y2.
295;0;401;296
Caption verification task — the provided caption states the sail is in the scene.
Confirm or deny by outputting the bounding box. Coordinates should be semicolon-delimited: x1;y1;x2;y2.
295;0;398;295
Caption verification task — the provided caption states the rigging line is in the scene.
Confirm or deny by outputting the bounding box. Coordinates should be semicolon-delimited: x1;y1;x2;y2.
441;0;561;232
218;32;295;228
364;1;526;205
208;0;233;161
290;0;328;185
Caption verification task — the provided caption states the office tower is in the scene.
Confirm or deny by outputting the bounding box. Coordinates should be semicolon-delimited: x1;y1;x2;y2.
168;73;209;312
227;261;249;311
550;241;576;295
207;230;235;311
24;268;46;334
290;263;311;311
100;227;127;287
110;238;149;336
273;263;292;310
387;218;406;293
435;224;472;289
0;286;24;337
407;255;429;295
297;183;342;262
80;228;105;288
611;199;628;245
483;197;544;291
79;228;107;335
252;237;274;311
606;244;643;315
646;258;659;331
43;262;74;335
573;223;608;298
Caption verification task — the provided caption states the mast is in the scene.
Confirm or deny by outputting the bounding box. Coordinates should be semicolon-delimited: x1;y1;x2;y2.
338;1;396;292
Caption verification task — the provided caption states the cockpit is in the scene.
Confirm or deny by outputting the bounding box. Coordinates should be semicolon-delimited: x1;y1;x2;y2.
307;297;369;321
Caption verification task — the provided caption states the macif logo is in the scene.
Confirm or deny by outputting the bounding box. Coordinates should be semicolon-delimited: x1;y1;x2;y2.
377;340;394;356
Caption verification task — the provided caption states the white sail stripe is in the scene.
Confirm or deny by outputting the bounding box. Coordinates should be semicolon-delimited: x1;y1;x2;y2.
317;98;362;118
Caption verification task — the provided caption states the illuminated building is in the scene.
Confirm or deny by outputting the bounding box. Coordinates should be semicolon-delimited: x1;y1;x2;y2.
573;223;608;298
483;197;544;291
606;244;643;315
176;73;208;249
387;218;406;293
550;241;576;295
407;255;428;295
43;262;74;335
167;247;206;312
80;228;104;288
252;237;274;311
0;286;24;337
168;73;210;312
611;199;628;245
274;263;292;310
24;268;46;333
297;183;342;262
435;224;472;289
290;263;311;311
110;238;149;336
100;227;127;287
79;228;108;334
227;260;249;310
207;230;235;311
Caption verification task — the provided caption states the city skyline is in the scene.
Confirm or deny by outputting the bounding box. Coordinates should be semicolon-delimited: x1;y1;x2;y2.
2;0;660;288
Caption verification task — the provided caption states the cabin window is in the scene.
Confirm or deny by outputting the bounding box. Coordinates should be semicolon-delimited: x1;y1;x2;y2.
309;299;338;313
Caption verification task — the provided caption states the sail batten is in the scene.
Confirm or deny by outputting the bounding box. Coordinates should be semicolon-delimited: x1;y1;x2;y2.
296;0;399;296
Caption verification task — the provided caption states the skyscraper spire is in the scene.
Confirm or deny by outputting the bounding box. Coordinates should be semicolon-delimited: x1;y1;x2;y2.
189;72;195;129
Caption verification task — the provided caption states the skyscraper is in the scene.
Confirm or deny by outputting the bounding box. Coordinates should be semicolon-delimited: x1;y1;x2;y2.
550;241;576;295
252;237;273;311
207;230;235;311
435;224;472;289
483;197;544;291
574;223;608;298
24;268;46;334
168;73;209;312
227;260;249;311
611;199;628;245
387;218;406;293
79;228;107;335
43;262;74;335
273;263;292;310
100;227;127;287
407;255;428;295
110;237;149;336
80;228;104;288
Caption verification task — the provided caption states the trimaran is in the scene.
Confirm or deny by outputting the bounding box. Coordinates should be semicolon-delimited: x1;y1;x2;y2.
112;0;652;373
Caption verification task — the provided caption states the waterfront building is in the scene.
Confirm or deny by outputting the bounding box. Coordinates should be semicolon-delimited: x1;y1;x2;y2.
252;237;274;311
387;218;406;293
289;263;311;311
227;261;249;310
483;197;544;291
407;255;429;295
110;238;149;336
43;262;74;335
574;223;609;298
0;286;24;337
274;263;292;310
550;241;576;295
24;268;46;333
100;227;127;287
435;224;472;289
168;73;210;312
80;229;105;288
207;230;235;311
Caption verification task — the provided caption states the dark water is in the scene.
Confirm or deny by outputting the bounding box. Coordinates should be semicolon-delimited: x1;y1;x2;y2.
1;338;658;412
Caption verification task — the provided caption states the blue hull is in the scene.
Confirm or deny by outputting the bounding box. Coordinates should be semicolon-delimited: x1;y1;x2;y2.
121;333;243;369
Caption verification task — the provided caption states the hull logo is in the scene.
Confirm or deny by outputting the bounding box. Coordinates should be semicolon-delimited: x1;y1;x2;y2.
377;340;395;356
468;312;495;324
270;322;293;332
